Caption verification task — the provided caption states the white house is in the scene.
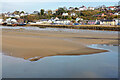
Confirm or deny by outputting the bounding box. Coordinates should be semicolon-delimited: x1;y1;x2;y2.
14;15;20;18
40;19;52;24
88;7;95;10
0;19;3;24
52;10;57;14
29;22;43;25
114;13;120;15
71;13;76;16
5;18;11;24
53;20;70;25
50;17;59;22
5;18;18;24
11;19;18;23
79;6;87;11
63;20;71;24
113;19;120;25
99;20;116;25
62;13;68;16
108;6;115;10
20;13;28;16
4;13;20;18
29;19;52;25
76;18;83;22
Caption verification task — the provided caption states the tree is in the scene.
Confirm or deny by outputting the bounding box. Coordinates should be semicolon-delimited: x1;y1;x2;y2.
71;20;76;23
48;10;52;15
26;15;35;22
20;11;24;14
13;11;20;15
40;9;45;15
56;8;66;15
75;7;79;10
67;16;72;20
71;9;75;13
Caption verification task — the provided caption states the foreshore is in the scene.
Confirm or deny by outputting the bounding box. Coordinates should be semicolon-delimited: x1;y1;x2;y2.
2;28;119;61
2;24;120;31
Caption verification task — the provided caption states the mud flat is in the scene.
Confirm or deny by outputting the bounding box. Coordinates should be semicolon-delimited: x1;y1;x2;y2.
2;27;119;61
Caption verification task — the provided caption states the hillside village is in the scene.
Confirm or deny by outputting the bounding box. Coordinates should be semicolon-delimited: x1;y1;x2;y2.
0;4;120;26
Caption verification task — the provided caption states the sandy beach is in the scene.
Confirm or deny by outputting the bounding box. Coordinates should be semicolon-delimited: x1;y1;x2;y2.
2;28;118;61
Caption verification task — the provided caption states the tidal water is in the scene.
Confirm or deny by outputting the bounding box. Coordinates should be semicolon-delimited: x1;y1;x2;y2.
2;45;118;78
0;26;118;34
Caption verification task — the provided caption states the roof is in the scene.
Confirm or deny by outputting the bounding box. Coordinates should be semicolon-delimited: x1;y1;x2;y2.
108;6;115;8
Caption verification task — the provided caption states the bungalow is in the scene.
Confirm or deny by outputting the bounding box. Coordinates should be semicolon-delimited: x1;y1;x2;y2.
14;15;20;18
51;17;59;21
5;18;18;24
30;19;52;25
29;20;42;25
68;7;74;11
52;9;57;14
108;6;115;10
113;19;120;25
11;19;18;23
88;7;95;10
40;19;52;24
33;11;39;14
70;13;76;16
62;13;68;16
20;13;28;16
4;13;20;18
114;13;120;15
53;20;70;25
76;18;83;22
79;6;87;11
99;20;116;25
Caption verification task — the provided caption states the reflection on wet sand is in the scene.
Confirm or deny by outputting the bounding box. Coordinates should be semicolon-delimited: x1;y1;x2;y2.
28;48;108;61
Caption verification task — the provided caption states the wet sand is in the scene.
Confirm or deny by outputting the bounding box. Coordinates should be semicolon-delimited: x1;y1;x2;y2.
2;28;118;61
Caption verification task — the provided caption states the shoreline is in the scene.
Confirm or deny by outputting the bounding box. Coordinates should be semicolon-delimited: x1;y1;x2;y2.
2;28;119;61
2;44;109;62
1;24;120;31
